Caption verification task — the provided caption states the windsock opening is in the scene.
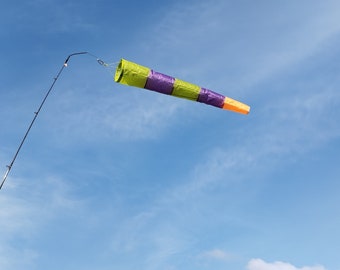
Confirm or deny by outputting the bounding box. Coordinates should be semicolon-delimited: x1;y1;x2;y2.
114;60;124;83
114;59;150;88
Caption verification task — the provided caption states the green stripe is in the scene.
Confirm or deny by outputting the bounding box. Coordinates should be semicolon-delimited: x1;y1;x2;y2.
115;59;150;88
172;79;200;101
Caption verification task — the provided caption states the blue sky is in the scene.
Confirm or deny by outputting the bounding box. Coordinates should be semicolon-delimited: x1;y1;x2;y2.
1;0;340;269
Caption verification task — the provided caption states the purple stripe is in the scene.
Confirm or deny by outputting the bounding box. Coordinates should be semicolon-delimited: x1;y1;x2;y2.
145;70;175;95
198;88;225;108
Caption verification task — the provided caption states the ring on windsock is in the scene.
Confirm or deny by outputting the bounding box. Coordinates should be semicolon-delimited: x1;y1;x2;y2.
114;59;250;114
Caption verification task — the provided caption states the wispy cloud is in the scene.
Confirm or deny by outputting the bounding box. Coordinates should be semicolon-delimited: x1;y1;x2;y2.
247;259;326;270
0;175;87;269
199;248;236;262
169;85;340;200
0;192;41;268
0;245;38;270
41;84;183;143
142;0;340;93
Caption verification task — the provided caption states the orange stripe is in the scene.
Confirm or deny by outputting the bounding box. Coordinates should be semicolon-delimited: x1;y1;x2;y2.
222;97;250;114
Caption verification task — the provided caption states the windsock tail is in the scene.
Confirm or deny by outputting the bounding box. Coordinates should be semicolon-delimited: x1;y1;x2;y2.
223;97;250;114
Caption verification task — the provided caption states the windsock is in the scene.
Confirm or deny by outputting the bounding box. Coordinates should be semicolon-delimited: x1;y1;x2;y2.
114;59;250;114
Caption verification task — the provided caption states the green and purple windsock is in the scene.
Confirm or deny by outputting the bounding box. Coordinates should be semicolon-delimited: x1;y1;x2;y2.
114;59;250;114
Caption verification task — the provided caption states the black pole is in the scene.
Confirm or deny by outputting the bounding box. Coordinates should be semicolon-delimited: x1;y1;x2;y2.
0;52;88;190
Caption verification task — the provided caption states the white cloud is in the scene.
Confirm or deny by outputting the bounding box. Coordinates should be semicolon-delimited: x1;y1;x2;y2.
247;259;326;270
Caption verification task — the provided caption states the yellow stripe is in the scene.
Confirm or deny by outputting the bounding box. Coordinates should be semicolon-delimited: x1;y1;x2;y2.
114;59;150;88
172;79;201;101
